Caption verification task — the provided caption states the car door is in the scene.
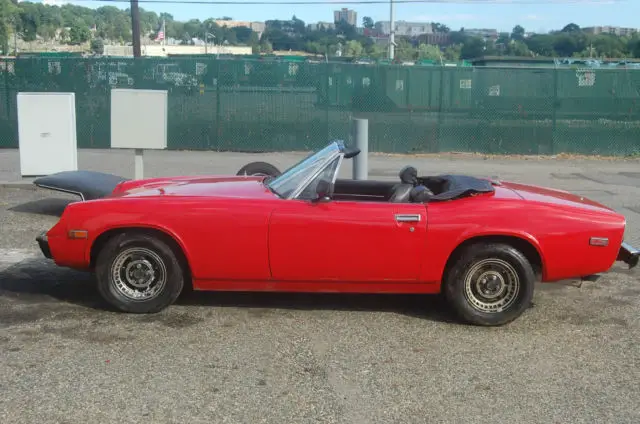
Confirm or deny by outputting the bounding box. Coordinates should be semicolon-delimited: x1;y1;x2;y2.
268;199;427;282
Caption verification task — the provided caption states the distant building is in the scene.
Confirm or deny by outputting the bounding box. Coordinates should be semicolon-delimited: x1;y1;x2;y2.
334;8;357;26
375;21;433;37
308;22;335;31
582;26;638;36
103;44;252;57
361;28;383;37
463;28;499;40
213;20;266;38
422;33;451;46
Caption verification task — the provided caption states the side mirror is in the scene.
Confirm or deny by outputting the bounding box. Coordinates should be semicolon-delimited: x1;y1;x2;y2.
312;179;332;203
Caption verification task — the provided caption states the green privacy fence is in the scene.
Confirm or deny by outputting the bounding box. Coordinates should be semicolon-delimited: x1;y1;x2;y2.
0;57;639;155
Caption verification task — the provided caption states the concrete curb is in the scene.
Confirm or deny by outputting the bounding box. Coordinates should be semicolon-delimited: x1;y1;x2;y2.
0;181;37;190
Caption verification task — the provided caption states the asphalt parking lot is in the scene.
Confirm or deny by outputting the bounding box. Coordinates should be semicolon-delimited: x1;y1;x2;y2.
1;149;640;423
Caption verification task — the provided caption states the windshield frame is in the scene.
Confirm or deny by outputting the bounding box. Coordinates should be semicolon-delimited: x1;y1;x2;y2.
266;140;345;199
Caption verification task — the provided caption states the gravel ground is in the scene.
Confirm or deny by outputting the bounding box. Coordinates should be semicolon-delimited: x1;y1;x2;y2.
1;154;640;423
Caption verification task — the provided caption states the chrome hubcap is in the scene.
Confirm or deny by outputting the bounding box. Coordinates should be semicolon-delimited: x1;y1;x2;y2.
111;247;167;301
464;259;520;313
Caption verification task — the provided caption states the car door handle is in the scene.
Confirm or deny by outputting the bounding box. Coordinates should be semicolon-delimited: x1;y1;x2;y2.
395;214;421;222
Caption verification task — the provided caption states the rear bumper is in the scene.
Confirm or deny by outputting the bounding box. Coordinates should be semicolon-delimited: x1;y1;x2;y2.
617;242;639;269
36;231;52;259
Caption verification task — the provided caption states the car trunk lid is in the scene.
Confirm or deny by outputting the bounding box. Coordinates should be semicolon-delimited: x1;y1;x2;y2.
499;180;616;212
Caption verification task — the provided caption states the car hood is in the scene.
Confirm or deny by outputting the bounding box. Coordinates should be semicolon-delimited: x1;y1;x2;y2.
112;175;275;199
498;180;617;213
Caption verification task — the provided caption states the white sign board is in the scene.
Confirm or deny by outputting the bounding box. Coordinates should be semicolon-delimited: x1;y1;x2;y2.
17;92;78;177
110;88;168;150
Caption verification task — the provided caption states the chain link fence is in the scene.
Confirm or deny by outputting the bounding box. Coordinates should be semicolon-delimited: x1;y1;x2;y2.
0;57;639;155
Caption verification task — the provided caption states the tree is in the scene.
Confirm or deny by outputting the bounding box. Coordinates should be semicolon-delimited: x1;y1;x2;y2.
394;38;415;61
506;40;531;56
232;26;252;44
627;33;640;58
260;40;273;54
561;23;581;33
590;34;627;58
417;43;442;61
448;30;467;45
524;34;555;56
7;2;640;60
511;25;525;41
90;37;104;54
432;23;450;33
290;15;305;35
552;32;587;57
0;0;19;53
68;20;90;44
365;43;385;58
460;37;487;59
443;44;461;61
335;20;357;39
183;18;202;40
17;2;39;42
344;39;363;57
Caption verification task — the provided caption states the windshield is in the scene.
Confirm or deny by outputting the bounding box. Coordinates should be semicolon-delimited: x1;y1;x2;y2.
267;142;340;198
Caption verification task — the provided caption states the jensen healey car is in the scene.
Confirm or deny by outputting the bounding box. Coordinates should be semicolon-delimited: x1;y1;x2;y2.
33;140;639;326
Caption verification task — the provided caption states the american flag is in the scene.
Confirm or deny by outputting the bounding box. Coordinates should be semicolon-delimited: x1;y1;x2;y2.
154;21;165;41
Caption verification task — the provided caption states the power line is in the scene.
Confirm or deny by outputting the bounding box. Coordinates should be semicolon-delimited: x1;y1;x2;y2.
65;0;626;5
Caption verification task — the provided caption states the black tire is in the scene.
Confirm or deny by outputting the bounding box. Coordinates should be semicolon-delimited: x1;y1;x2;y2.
443;243;535;326
95;232;185;313
236;161;281;177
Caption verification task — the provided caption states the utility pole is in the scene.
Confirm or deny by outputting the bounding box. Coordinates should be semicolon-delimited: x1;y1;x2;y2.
130;0;142;57
388;0;395;60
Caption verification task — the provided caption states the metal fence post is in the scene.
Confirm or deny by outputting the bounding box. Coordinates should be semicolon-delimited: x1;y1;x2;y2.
352;117;368;180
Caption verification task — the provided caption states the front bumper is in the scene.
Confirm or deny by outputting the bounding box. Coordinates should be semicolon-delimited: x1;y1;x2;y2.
617;242;639;269
36;231;52;259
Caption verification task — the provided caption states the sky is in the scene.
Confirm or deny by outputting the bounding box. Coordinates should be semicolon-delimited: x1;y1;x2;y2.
37;0;639;34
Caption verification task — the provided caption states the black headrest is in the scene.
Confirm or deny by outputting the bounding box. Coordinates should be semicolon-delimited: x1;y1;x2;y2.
343;147;361;159
399;166;418;185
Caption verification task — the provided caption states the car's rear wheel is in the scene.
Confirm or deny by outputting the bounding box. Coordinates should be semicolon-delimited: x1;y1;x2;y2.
443;243;535;326
95;232;185;313
236;161;281;177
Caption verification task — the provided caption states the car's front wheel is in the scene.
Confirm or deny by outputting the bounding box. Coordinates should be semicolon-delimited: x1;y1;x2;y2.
95;232;185;313
443;243;535;326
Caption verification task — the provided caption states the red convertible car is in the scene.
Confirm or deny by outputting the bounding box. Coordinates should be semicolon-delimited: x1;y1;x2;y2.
34;140;638;326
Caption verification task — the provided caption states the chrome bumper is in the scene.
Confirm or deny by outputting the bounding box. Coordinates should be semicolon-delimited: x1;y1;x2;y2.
36;231;52;259
617;242;639;269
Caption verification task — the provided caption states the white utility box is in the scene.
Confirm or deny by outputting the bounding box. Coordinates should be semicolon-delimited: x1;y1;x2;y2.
17;92;78;177
110;88;168;150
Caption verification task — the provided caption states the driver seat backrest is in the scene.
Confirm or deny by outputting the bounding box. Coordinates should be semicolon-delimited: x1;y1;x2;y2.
388;183;413;203
388;165;418;203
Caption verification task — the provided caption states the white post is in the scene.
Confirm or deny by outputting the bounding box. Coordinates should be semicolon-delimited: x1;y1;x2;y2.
352;118;369;180
134;148;144;179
